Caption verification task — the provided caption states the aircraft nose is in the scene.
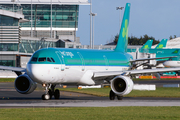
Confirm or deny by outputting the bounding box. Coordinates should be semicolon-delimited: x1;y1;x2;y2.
27;64;42;82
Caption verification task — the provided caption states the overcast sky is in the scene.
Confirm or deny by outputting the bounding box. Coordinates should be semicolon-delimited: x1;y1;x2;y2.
76;0;180;45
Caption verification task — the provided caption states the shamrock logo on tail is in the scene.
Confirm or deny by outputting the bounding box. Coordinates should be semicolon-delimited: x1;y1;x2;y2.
122;19;129;43
173;50;178;54
157;44;163;49
144;45;149;49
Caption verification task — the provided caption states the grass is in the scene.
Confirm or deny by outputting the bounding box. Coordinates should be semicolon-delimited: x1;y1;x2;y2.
59;87;180;98
126;87;180;98
60;87;111;97
1;107;180;120
0;78;15;82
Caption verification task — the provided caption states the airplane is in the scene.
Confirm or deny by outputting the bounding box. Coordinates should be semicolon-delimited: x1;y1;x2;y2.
0;3;180;100
139;39;153;51
163;56;180;68
137;39;167;59
155;39;167;49
127;39;152;53
143;39;180;68
139;39;168;53
136;39;180;68
138;39;180;68
133;39;169;68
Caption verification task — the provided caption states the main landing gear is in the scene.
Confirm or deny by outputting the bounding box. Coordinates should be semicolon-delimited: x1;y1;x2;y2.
109;90;123;100
42;84;60;100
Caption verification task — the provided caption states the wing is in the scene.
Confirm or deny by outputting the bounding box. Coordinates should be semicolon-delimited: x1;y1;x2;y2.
0;65;26;76
93;67;180;80
130;56;177;62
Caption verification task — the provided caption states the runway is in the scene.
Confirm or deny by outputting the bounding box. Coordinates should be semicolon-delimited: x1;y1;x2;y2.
1;82;180;107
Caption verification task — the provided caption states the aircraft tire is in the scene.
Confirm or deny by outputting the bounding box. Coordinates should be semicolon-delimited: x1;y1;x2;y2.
117;95;123;100
54;89;60;99
109;90;115;100
48;90;52;99
42;94;50;100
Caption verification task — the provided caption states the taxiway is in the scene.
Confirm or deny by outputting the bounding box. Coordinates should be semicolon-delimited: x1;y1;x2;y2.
1;82;180;107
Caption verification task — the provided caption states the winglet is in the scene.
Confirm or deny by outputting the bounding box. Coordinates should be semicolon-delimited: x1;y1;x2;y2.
155;39;168;49
114;3;131;52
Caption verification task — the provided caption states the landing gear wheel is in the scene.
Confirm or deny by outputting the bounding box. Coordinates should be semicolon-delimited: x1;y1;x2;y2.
109;90;115;100
48;89;52;99
42;84;60;100
41;95;45;100
54;89;60;99
117;96;123;100
42;94;50;100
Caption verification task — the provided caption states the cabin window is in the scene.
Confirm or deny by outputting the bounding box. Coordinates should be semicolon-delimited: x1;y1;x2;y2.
51;58;55;62
38;57;46;62
47;57;52;62
31;57;37;62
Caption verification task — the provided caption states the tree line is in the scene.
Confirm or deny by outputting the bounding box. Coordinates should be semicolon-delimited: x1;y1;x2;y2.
113;34;178;45
114;34;159;45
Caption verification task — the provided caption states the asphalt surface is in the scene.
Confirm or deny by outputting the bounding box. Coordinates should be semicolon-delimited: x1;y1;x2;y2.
1;81;180;107
134;80;180;87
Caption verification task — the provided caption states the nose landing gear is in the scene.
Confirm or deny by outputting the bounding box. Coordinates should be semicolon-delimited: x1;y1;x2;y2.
42;94;50;100
42;84;60;100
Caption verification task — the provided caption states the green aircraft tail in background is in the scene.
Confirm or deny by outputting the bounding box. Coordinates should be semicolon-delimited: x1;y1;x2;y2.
155;39;168;49
141;40;153;49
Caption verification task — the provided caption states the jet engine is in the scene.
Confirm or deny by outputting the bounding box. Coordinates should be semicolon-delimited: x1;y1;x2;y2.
14;74;37;94
110;76;134;96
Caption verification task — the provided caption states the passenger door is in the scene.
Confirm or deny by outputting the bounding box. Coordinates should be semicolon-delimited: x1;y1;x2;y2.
55;51;65;71
103;55;109;70
77;52;85;71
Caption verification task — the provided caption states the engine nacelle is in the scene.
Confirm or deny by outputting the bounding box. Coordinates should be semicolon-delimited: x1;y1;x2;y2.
14;74;37;94
111;76;134;96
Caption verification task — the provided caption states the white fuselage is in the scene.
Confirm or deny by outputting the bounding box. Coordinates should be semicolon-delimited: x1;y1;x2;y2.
163;61;180;68
26;63;129;85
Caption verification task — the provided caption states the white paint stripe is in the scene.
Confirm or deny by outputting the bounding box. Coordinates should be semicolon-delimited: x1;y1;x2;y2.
79;85;101;89
133;84;156;91
0;89;16;91
0;76;17;78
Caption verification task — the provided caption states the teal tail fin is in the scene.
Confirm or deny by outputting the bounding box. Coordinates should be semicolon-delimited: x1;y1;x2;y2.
114;3;131;52
155;39;167;49
141;40;153;49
